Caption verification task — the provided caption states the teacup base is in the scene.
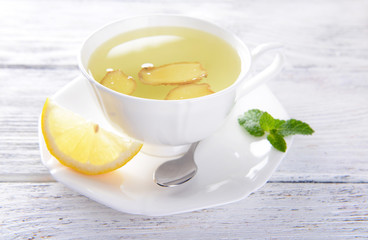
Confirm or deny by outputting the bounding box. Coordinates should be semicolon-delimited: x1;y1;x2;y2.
141;143;191;158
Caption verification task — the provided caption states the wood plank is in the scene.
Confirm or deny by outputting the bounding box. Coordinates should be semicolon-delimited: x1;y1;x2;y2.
1;0;368;181
0;0;367;70
0;68;77;175
1;182;367;239
1;66;368;182
0;0;367;238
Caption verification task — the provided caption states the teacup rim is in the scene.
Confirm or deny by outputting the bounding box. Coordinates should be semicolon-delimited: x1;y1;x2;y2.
78;14;252;103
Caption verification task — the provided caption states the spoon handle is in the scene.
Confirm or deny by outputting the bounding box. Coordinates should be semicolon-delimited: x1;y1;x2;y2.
186;142;199;157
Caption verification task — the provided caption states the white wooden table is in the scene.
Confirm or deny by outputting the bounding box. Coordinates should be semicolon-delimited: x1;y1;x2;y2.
1;0;368;239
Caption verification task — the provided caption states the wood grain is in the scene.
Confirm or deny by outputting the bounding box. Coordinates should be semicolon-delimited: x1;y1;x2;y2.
1;182;368;239
1;67;367;182
1;0;368;238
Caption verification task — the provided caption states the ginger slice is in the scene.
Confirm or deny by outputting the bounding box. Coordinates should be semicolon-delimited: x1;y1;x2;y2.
138;62;208;85
100;70;136;95
165;83;215;100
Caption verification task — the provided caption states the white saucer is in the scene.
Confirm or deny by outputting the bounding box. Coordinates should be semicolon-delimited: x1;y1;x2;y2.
39;76;291;216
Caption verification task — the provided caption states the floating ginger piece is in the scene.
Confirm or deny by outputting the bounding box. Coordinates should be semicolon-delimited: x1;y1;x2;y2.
165;83;215;100
138;62;208;85
100;70;136;95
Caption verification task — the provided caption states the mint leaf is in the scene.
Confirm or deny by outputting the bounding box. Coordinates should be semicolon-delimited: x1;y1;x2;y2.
267;131;287;152
278;119;314;136
259;112;275;131
238;109;314;152
259;112;286;132
238;109;265;137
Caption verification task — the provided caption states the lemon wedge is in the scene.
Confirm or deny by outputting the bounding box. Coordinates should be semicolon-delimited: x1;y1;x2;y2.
41;98;142;175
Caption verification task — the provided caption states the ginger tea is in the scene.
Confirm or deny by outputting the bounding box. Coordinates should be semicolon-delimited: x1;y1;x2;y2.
88;27;241;100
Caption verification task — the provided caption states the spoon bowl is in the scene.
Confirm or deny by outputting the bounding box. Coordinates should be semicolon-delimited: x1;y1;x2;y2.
154;142;199;187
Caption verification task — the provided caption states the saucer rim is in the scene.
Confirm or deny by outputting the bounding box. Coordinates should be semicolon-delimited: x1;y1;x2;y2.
38;76;291;216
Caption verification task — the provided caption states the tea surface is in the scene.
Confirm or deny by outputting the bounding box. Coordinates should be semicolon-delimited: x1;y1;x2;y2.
88;27;241;100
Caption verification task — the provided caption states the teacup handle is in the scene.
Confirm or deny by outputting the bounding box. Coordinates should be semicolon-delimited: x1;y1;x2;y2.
235;43;284;101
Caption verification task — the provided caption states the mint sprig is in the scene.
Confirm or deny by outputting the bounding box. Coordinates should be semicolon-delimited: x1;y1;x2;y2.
238;109;314;152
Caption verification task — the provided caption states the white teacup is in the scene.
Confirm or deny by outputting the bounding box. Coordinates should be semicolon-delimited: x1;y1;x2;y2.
78;15;284;157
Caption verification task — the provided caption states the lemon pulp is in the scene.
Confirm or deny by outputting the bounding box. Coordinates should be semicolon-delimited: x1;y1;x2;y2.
41;98;142;175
